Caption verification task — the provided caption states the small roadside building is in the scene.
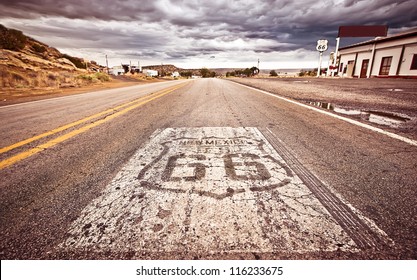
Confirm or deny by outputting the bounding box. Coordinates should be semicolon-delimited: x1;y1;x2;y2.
338;28;417;78
171;71;180;78
110;65;125;76
143;69;158;77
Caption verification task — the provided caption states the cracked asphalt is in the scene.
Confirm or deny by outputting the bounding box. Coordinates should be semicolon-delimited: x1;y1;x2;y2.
0;78;416;259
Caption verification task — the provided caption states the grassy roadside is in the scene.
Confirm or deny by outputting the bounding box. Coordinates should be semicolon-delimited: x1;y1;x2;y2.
0;75;168;106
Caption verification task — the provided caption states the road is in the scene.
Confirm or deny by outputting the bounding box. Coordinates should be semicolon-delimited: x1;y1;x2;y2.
1;78;416;259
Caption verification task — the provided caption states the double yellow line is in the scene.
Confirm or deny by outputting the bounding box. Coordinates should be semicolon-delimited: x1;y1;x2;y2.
0;83;186;170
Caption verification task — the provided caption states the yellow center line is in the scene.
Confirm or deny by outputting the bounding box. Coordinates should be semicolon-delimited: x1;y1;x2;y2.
0;83;185;155
0;83;186;170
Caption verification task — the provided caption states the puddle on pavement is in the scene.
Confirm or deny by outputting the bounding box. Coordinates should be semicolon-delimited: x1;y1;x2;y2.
306;101;411;127
387;89;404;92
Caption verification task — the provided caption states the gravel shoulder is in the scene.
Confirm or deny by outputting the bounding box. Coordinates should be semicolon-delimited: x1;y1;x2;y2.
228;77;417;140
0;76;170;106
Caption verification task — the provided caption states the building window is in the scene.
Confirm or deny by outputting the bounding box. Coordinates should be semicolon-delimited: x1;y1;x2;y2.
379;56;392;75
411;54;417;70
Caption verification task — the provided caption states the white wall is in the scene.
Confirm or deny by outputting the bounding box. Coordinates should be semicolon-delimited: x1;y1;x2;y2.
398;44;417;76
339;34;417;77
371;47;402;76
339;53;356;75
143;69;158;77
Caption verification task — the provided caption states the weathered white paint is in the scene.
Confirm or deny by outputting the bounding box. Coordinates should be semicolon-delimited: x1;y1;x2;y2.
61;127;388;254
236;84;417;147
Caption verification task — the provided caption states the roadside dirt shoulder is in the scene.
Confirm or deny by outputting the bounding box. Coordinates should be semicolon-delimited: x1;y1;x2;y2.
0;76;166;106
229;77;417;140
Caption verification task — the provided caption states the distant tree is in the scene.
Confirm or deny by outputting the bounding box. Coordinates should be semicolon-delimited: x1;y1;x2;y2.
250;66;259;75
200;68;209;77
122;64;130;73
199;68;217;78
306;69;317;76
270;70;278;77
226;68;261;77
298;69;317;77
241;68;250;76
180;71;192;78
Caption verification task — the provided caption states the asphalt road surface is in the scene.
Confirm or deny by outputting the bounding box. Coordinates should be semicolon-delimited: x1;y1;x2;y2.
1;78;416;259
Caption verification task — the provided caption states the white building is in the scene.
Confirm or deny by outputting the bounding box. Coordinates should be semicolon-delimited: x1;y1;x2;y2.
338;28;417;78
171;71;180;78
110;65;125;76
143;69;158;77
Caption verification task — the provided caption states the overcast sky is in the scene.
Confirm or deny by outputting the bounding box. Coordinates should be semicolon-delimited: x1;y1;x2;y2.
1;0;416;69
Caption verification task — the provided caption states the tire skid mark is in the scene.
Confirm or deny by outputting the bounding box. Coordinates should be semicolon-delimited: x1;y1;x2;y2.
260;127;393;249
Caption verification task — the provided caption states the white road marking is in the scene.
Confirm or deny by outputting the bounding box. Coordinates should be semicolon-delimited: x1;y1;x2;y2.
236;83;417;147
0;80;186;109
61;127;389;254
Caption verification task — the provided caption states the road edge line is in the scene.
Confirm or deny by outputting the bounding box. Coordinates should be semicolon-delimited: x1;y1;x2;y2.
0;84;186;170
234;82;417;147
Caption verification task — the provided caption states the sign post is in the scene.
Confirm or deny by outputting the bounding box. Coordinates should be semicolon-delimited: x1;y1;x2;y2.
316;39;328;77
332;37;340;76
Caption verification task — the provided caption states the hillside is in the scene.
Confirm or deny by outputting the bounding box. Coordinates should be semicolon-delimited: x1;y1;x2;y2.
142;64;201;76
0;24;109;91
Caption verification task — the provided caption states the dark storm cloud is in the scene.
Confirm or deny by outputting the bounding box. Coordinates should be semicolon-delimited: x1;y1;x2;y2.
0;0;416;64
3;18;167;50
0;0;162;21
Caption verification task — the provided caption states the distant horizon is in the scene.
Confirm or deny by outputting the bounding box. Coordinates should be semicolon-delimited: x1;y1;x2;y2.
105;59;320;70
139;64;307;71
1;1;415;70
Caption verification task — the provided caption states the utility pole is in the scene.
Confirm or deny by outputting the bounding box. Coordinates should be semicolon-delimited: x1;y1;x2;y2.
332;37;340;77
105;54;109;74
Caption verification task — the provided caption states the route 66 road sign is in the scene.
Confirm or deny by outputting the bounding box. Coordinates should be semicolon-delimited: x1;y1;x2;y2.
316;39;328;52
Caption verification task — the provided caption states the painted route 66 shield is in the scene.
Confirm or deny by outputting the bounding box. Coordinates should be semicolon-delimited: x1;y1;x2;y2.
137;127;294;199
61;127;388;254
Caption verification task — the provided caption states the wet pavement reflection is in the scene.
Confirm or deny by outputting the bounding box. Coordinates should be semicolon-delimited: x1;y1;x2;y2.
306;101;411;127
